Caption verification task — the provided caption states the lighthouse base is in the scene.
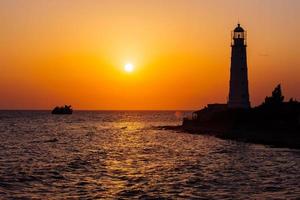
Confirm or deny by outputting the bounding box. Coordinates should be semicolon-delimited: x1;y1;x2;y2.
228;101;251;109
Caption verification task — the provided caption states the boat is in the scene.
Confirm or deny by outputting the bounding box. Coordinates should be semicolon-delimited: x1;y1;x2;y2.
51;105;73;115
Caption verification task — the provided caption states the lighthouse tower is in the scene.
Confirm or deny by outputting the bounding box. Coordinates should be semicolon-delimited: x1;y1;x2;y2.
228;24;251;109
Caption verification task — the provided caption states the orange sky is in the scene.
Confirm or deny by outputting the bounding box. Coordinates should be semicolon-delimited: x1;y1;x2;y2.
1;0;300;110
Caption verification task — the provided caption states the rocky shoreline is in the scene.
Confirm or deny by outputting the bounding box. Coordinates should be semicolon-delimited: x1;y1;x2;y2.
169;85;300;149
160;125;300;149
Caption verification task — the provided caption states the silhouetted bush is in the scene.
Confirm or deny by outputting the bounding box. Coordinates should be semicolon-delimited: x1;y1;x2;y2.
263;84;284;106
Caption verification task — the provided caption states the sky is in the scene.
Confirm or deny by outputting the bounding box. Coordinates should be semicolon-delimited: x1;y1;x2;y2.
1;0;300;110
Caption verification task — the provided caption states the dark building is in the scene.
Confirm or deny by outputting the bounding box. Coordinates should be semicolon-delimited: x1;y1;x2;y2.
228;24;251;109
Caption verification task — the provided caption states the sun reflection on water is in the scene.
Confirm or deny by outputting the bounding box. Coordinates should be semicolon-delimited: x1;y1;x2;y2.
0;111;299;199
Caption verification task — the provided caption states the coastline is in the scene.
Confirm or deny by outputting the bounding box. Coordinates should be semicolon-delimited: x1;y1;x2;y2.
161;125;300;149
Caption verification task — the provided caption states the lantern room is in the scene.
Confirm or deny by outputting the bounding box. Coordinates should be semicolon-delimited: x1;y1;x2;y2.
232;24;247;46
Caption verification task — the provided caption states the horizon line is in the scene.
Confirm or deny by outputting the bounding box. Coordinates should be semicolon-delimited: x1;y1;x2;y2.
0;109;194;112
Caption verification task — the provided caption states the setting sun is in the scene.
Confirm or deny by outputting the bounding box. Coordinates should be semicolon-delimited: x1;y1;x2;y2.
0;0;299;111
124;63;134;73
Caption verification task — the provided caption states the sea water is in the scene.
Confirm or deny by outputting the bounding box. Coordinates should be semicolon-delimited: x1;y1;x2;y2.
0;111;299;199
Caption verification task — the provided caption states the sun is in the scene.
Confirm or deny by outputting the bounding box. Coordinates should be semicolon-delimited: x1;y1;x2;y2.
124;63;134;73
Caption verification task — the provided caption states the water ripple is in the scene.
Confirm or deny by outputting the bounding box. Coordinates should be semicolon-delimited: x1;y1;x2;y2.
0;111;299;199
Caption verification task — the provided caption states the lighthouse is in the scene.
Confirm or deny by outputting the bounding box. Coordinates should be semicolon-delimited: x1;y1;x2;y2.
228;24;251;109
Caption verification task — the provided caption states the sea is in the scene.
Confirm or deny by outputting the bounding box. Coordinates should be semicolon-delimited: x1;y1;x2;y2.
0;111;299;199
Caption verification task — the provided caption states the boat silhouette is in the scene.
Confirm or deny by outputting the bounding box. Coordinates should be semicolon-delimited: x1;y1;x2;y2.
51;105;73;115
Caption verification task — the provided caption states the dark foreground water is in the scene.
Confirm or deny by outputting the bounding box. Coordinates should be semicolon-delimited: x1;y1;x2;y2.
0;111;299;199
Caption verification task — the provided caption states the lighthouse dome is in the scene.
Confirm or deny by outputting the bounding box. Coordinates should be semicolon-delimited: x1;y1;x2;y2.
234;24;244;32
